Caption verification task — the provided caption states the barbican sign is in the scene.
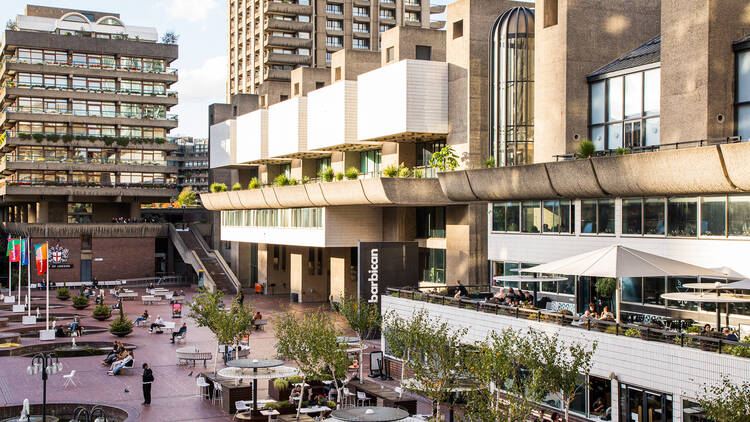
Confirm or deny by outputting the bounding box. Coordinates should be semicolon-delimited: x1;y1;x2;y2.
357;241;418;310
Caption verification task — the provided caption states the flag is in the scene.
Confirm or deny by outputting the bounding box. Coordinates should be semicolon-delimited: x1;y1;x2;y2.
34;243;47;275
20;238;28;266
8;238;20;263
5;235;10;256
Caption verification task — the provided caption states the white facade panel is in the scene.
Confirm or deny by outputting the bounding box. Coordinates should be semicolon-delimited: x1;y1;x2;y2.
235;109;268;163
209;120;234;169
222;226;327;247
357;60;449;141
383;295;750;422
268;97;307;158
307;81;358;150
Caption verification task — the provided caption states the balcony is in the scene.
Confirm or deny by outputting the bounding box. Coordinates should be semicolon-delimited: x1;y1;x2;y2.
0;155;177;174
357;59;448;142
264;52;312;66
0;82;178;107
266;36;312;49
0;57;178;85
264;1;313;15
264;18;313;32
265;68;292;80
0;132;178;153
0;180;177;199
0;222;169;238
0;106;178;130
307;81;381;151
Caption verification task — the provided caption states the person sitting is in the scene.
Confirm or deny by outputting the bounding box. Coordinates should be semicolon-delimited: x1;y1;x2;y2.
599;306;615;321
700;323;712;336
456;280;469;297
149;315;165;333
69;316;83;336
724;327;739;342
109;351;134;375
134;310;149;326
253;312;263;330
55;326;66;338
289;385;305;402
178;289;186;296
171;323;187;343
148;282;155;291
101;343;125;366
587;303;599;319
575;310;594;326
506;288;517;301
523;291;535;306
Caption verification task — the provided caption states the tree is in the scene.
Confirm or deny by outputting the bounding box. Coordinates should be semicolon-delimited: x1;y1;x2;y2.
429;145;460;172
696;375;750;422
176;187;197;206
383;309;429;397
384;309;469;421
529;330;598;422
188;289;254;375
161;31;179;44
465;328;547;422
337;296;381;383
6;19;17;30
275;310;350;419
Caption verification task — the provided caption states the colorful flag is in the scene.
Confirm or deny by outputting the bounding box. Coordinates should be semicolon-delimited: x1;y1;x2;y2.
8;238;20;263
34;243;47;275
5;235;10;256
20;238;28;266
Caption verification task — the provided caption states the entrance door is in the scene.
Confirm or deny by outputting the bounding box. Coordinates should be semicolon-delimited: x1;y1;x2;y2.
620;384;673;422
80;259;91;282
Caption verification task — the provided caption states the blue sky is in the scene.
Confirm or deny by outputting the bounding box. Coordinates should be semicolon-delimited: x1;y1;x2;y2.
1;0;451;138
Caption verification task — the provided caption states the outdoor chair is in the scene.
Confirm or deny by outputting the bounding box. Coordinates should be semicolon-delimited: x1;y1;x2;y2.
234;400;251;420
212;381;223;406
175;331;187;344
196;377;211;399
62;370;77;388
136;316;150;327
342;387;356;407
356;391;372;407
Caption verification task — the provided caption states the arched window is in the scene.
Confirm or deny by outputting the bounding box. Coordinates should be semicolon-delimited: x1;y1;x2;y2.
97;16;124;27
61;12;90;23
489;7;534;167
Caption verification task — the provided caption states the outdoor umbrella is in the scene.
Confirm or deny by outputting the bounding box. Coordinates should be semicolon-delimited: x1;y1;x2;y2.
520;245;725;322
660;292;750;329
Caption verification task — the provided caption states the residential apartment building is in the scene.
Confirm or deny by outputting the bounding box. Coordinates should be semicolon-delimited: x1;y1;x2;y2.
227;0;446;105
0;5;179;281
207;0;750;419
170;136;210;192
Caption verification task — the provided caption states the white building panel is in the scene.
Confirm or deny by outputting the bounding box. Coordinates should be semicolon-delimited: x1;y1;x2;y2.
357;60;448;141
307;81;358;150
268;97;307;158
209;120;234;169
235;109;268;163
222;226;327;248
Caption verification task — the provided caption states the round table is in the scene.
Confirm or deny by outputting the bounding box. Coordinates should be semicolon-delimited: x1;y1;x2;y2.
330;407;409;422
226;358;285;411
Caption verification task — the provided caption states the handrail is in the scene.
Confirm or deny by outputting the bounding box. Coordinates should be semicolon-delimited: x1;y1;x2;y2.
2;106;178;120
2;155;169;166
1;180;176;189
1;56;178;74
168;223;217;292
386;287;750;356
4;81;177;97
188;222;241;294
554;136;742;161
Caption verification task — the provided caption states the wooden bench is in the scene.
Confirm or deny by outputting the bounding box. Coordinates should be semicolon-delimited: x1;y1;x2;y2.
117;292;139;300
141;295;160;305
177;351;213;367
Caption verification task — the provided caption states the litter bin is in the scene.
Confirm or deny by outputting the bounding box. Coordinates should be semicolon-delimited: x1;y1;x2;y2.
290;292;299;303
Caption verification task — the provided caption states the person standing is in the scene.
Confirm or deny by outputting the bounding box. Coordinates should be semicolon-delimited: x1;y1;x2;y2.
237;290;244;307
141;363;154;406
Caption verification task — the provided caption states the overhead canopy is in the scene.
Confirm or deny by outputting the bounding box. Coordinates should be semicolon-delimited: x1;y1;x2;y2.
660;292;750;303
493;275;569;283
217;365;300;380
520;245;724;278
710;266;748;280
721;279;750;290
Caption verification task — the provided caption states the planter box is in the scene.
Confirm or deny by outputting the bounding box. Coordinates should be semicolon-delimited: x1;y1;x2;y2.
268;379;292;401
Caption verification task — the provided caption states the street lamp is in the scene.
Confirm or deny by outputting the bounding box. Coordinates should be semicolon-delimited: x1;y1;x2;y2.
71;406;108;422
26;352;62;421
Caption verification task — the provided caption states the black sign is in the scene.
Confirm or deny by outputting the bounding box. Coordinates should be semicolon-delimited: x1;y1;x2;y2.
357;241;418;309
50;264;73;269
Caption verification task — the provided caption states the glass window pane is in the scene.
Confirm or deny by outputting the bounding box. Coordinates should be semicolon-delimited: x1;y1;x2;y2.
667;277;699;311
581;200;596;234
738;51;750;103
624;73;643;119
521;201;541;233
492;203;506;231
591;126;605;150
589;377;612;420
668;197;697;237
643;68;660;116
590;81;605;125
728;196;750;236
622;199;642;235
644;198;666;235
643;277;665;305
645;117;660;146
598;199;615;234
622;277;642;303
558;275;575;295
607;76;623;122
701;196;726;236
506;202;520;232
543;200;560;233
560;201;572;233
607;123;623;149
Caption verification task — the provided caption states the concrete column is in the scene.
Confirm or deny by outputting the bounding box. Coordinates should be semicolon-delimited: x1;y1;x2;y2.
258;243;268;286
129;202;140;219
19;204;28;223
36;202;49;224
13;206;20;222
446;204;488;286
290;252;302;301
27;203;36;223
237;242;251;286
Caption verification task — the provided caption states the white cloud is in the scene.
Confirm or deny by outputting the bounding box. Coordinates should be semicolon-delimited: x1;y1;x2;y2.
171;55;227;136
160;0;219;23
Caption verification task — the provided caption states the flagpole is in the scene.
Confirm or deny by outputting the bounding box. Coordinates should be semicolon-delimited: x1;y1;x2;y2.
7;239;11;297
27;237;31;316
17;239;21;305
45;242;49;331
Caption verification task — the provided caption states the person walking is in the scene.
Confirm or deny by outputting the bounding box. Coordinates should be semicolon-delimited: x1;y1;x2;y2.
141;363;154;406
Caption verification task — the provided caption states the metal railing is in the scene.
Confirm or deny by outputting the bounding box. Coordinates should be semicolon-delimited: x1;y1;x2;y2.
1;155;168;166
2;106;177;120
0;180;177;189
3;81;177;98
386;287;750;357
554;136;742;161
1;56;178;74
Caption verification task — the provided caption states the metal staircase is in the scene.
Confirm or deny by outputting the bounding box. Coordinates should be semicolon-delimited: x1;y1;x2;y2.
168;223;240;294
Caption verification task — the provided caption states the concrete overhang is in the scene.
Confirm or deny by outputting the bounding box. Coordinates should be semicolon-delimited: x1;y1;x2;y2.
307;142;382;152
273;151;333;159
200;178;453;210
1;222;168;238
438;143;750;202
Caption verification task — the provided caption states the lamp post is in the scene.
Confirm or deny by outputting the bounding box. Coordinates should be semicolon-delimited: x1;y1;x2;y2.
71;406;109;422
26;352;62;421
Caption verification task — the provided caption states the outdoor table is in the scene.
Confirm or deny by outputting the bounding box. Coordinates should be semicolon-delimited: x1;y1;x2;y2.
350;378;417;414
330;406;409;422
226;358;286;411
300;405;331;415
162;321;176;333
203;372;253;414
261;409;280;422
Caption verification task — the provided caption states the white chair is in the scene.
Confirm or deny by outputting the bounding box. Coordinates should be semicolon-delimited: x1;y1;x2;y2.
212;381;223;406
342;387;356;408
356;391;371;407
196;377;211;399
394;386;403;396
62;370;77;388
233;400;250;420
175;331;187;344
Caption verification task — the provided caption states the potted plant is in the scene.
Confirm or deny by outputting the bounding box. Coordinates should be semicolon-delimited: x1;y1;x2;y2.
71;295;89;310
109;303;133;337
319;167;334;182
56;287;70;300
268;377;292;401
345;167;360;180
92;304;112;321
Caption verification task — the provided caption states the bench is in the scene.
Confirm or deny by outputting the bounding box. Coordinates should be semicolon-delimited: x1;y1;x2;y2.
142;295;160;305
177;351;213;367
253;319;267;331
117;292;139;300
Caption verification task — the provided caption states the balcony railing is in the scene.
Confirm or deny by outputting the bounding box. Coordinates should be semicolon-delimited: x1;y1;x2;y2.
1;56;178;75
0;180;177;189
0;131;170;148
386;287;750;358
553;136;742;161
2;106;178;120
1;155;168;166
4;81;177;98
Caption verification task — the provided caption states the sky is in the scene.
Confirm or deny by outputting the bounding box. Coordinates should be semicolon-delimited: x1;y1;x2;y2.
1;0;451;138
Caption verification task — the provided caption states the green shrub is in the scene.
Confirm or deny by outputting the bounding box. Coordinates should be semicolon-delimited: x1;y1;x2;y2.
397;163;410;178
345;167;360;180
115;137;129;147
624;328;641;338
413;168;424;178
56;287;70;300
102;136;114;145
273;174;290;187
248;177;261;189
92;304;111;317
46;133;59;142
210;182;228;192
62;134;74;143
88;135;100;142
301;176;310;184
484;157;496;168
575;139;596;158
319;166;334;182
154;137;166;144
18;132;31;140
109;303;133;336
615;147;631;155
335;172;344;181
595;278;616;298
74;135;87;141
288;177;299;185
32;133;44;143
287;375;303;384
71;295;89;309
231;182;242;191
382;164;399;177
273;378;290;390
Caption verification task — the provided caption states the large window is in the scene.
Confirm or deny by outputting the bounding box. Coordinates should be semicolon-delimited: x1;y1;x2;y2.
589;67;660;150
542;200;574;234
419;248;446;284
667;197;697;237
353;38;369;50
521;201;541;233
492;201;520;232
416;207;446;238
360;149;381;177
581;199;614;234
326;3;343;14
222;208;323;229
622;198;666;235
737;48;750;141
353;6;369;17
619;384;672;422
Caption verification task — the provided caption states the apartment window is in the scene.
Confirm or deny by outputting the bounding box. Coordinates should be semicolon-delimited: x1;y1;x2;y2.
326;3;343;14
326;36;343;47
589;68;660;150
580;199;615;234
18;48;68;65
452;20;463;39
353;22;369;33
353;39;369;50
415;45;431;60
359;149;381;176
667;197;697;237
316;157;331;175
544;0;558;27
335;67;342;81
326;19;343;31
405;0;420;5
379;24;393;33
405;11;419;22
542;200;574;234
294;83;300;96
491;202;520;232
416;207;446;238
737;49;750;141
298;15;310;22
353;6;369;17
379;9;395;19
325;52;332;62
298;32;310;39
297;48;310;55
386;47;394;63
315;82;325;89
